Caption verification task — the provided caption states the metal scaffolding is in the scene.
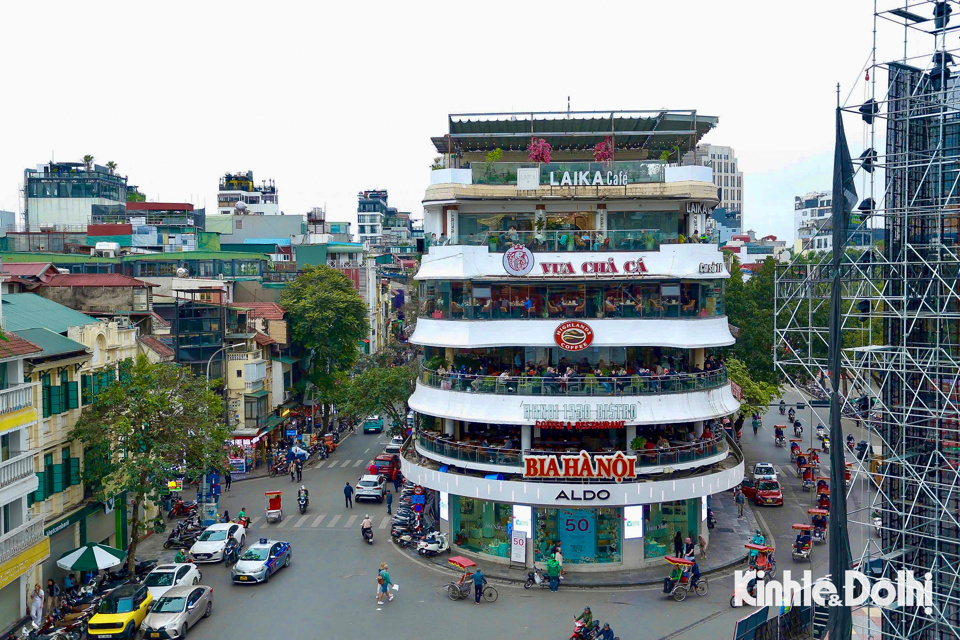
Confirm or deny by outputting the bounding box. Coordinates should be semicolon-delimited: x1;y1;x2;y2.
774;2;960;638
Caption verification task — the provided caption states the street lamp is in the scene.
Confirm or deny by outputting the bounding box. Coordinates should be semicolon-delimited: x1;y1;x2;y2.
206;343;243;383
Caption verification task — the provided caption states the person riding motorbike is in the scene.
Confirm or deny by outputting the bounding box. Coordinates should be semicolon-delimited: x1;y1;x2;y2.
788;408;796;422
816;422;825;436
846;434;855;449
779;399;786;415
361;514;374;539
794;420;803;437
749;529;765;561
174;549;186;564
575;607;593;629
597;622;616;640
298;485;309;501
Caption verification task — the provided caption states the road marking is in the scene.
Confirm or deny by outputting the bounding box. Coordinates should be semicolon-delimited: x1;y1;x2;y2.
365;448;370;454
248;516;262;528
328;461;339;468
294;515;311;528
379;517;391;529
275;517;289;529
314;461;326;469
311;515;326;527
353;460;364;467
344;515;358;528
327;515;342;528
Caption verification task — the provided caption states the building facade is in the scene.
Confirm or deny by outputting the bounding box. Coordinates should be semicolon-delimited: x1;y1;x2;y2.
405;111;743;571
217;172;279;216
681;143;743;215
24;162;127;229
794;190;884;254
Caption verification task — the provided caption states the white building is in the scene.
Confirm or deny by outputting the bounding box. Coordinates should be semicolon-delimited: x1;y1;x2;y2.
406;110;743;572
23;162;127;229
217;171;279;216
682;144;743;215
794;190;883;254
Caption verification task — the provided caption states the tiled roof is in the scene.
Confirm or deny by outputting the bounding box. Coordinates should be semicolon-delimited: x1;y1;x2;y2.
12;328;89;359
0;262;59;279
0;331;43;360
227;302;285;320
254;331;277;346
139;335;175;357
1;294;99;333
40;274;159;288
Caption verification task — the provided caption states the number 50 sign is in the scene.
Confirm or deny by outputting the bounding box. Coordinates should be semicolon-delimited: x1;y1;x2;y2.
511;535;526;563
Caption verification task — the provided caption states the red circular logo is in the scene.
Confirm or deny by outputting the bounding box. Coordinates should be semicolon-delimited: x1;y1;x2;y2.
554;321;594;351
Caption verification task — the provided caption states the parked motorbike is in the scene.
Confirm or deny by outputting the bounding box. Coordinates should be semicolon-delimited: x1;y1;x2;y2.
524;566;551;589
163;530;200;549
362;526;374;544
417;532;449;556
107;558;157;581
167;499;198;519
17;620;81;640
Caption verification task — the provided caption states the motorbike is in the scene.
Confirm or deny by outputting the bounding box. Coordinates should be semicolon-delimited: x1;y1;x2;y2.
729;575;760;608
846;435;856;451
822;435;830;453
268;460;287;478
17;620;81;640
107;558;157;581
167;499;198;519
707;509;717;530
237;515;251;528
856;440;869;461
569;619;600;640
223;538;241;565
298;494;308;514
787;410;796;423
163;530;200;549
362;526;374;544
524;566;551;589
417;532;449;556
816;424;825;439
794;423;803;438
779;403;786;415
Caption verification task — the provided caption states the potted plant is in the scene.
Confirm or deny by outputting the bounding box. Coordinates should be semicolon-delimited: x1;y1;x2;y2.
593;137;614;163
527;137;552;163
631;436;646;451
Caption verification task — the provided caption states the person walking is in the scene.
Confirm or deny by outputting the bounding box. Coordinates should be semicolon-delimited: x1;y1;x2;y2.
344;481;354;508
546;556;561;592
472;567;486;605
698;534;708;559
385;490;392;515
295;460;303;483
377;563;394;604
673;531;683;558
736;489;746;518
224;469;232;492
288;460;296;483
393;472;402;493
554;541;565;580
45;578;60;616
30;584;44;626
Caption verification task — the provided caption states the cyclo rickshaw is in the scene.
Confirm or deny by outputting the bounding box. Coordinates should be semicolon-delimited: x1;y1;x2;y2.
442;556;497;602
265;490;283;522
807;448;822;473
845;462;853;487
745;543;777;578
789;439;803;462
791;523;813;562
808;508;828;543
801;464;816;491
795;449;808;474
662;556;708;601
816;488;831;512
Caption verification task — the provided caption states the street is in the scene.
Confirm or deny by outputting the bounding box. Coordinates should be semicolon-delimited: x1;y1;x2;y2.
151;394;878;640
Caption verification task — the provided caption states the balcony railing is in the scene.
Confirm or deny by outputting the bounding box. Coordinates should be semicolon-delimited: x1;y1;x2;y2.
415;431;727;474
438;229;694;253
419;366;728;397
244;380;264;392
0;384;36;416
0;451;36;490
0;516;46;564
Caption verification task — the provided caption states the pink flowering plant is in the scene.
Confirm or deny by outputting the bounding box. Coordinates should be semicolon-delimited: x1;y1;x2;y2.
527;137;552;163
593;137;614;162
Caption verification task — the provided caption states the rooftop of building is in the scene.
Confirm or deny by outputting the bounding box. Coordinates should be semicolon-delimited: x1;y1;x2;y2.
254;330;276;346
226;302;285;320
12;327;89;359
219;171;276;194
0;262;60;280
432;110;718;155
125;202;195;212
139;335;175;357
0;250;271;264
0;331;43;360
1;293;99;333
39;273;159;288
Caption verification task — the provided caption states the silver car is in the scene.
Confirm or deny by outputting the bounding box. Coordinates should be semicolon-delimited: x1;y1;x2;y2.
140;585;213;639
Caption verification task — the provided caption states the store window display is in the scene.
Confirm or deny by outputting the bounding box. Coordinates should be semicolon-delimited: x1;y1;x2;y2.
452;497;512;558
535;507;622;564
643;499;699;559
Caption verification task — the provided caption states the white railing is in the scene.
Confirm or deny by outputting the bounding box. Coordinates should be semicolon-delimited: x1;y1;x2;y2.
0;451;36;490
244;380;264;392
0;384;36;416
227;352;258;362
0;516;46;563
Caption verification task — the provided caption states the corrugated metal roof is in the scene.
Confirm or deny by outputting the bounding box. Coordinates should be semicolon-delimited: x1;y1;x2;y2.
242;238;291;247
0;331;43;360
12;328;89;359
120;251;268;262
0;263;59;279
139;335;175;357
1;293;99;333
40;274;159;288
226;302;285;320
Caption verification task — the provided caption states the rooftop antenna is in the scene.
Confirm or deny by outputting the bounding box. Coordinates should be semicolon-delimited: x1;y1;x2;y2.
567;96;570;118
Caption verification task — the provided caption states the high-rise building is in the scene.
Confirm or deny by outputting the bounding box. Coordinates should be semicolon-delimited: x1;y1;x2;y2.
682;144;743;214
357;190;389;245
406;110;742;573
794;190;883;254
217;171;278;216
23;161;127;229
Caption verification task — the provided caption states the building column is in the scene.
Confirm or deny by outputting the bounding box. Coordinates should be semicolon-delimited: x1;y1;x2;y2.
521;424;532;452
597;204;607;236
625;424;637;453
693;348;705;369
444;418;455;437
444;347;455;366
446;207;459;243
694;420;704;437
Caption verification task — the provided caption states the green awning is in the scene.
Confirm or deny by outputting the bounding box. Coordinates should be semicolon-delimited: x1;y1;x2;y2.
272;355;298;364
245;390;269;399
258;413;289;436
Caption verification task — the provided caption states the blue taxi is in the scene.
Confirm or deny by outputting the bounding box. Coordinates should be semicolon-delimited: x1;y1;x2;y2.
230;538;291;584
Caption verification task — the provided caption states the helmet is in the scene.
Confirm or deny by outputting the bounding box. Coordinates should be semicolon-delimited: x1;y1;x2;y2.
756;529;762;535
584;606;591;612
301;485;305;490
365;514;370;519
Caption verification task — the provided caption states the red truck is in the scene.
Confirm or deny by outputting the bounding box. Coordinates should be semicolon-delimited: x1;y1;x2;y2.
373;454;401;481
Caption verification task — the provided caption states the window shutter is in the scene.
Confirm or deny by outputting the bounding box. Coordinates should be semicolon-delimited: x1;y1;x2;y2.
69;458;81;485
33;471;47;502
81;375;92;405
52;464;65;493
42;385;51;418
66;382;79;410
49;385;62;415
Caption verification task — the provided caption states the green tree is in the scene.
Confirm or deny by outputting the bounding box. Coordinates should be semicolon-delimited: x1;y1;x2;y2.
82;154;94;170
72;356;227;572
725;357;780;417
105;160;117;174
280;265;369;431
340;363;417;433
724;256;779;387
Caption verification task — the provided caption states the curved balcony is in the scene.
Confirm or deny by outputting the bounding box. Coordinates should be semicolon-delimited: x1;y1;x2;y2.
414;430;728;476
419;367;727;397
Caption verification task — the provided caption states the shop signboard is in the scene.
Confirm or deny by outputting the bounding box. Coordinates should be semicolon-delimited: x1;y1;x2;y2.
228;457;246;474
623;505;644;539
439;491;449;521
512;505;532;539
286;429;297;439
553;321;594;351
558;509;597;562
511;533;527;563
524;451;637;483
516;168;540;191
524;403;637;422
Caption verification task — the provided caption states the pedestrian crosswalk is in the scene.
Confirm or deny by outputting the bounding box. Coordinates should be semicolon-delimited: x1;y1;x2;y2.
244;513;392;531
305;458;377;470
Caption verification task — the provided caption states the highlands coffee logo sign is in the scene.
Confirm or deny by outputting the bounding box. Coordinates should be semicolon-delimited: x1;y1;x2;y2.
503;244;535;276
524;450;637;483
554;321;594;351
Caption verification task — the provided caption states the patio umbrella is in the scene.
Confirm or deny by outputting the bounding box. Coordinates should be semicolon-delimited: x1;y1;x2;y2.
56;542;126;572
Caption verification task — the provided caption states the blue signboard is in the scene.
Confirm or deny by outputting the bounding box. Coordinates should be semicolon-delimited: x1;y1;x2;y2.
557;509;597;563
286;429;297;438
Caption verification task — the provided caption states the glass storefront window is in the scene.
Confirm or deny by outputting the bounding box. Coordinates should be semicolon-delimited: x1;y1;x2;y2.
642;499;699;559
459;213;535;246
453;498;512;558
535;507;622;564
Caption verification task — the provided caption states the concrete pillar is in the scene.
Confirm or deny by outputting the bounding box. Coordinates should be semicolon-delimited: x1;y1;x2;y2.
693;348;705;369
444;418;455;437
454;421;461;440
625;424;637;453
521;424;532;451
694;420;704;437
597;204;607;236
444;347;455;366
446;207;459;243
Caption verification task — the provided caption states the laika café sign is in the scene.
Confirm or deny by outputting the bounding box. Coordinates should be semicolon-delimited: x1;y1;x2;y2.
524;450;637;483
549;169;630;187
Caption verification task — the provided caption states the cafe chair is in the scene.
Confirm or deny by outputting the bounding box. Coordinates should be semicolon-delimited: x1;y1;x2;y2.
451;301;464;318
604;300;617;317
547;301;562;317
574;301;586;316
480;299;492;318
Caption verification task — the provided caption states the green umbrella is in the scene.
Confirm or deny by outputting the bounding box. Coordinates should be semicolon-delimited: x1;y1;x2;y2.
56;542;126;572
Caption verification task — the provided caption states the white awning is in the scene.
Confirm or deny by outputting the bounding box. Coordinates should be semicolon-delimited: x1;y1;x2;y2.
408;381;741;426
410;316;735;349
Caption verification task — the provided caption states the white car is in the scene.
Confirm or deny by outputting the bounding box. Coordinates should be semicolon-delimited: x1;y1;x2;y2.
188;522;246;563
753;462;778;481
354;474;387;502
383;443;402;455
142;563;202;599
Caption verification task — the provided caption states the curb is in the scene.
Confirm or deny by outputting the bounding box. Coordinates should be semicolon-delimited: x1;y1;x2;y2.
397;542;747;589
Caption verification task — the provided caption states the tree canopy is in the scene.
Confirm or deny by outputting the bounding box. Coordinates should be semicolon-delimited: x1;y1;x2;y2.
72;356;227;572
724;256;779;387
279;265;369;430
725;357;781;417
339;362;417;433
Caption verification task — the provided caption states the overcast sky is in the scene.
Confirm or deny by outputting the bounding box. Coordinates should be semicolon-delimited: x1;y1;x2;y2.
0;1;888;242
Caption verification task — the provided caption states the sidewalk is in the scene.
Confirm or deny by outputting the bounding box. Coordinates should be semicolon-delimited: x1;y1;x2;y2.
403;490;761;588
